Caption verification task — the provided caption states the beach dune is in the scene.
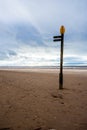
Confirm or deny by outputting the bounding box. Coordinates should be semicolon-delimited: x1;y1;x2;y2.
0;69;87;130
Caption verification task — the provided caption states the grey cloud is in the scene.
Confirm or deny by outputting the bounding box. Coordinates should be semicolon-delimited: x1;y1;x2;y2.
0;0;87;66
8;50;17;56
0;52;8;60
64;56;87;66
0;49;17;61
0;22;45;48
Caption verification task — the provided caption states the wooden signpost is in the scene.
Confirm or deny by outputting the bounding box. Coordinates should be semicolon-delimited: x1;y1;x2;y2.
53;25;65;89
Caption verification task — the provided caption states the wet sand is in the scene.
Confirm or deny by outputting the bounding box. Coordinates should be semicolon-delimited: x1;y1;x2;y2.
0;69;87;130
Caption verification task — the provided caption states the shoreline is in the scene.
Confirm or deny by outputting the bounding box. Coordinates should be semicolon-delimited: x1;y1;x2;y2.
0;68;87;74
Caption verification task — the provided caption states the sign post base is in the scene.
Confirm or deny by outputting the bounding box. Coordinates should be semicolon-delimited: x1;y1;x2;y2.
59;73;63;89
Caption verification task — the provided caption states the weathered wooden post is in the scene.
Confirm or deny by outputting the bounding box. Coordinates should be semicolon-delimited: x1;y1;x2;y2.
53;25;65;89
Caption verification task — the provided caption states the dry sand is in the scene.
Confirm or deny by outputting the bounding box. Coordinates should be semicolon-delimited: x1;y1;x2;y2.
0;69;87;130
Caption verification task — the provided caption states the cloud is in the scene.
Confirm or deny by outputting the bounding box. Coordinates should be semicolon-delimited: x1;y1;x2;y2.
0;0;86;31
19;0;87;33
0;43;86;66
0;22;44;49
64;56;87;66
0;0;87;66
8;50;17;56
0;45;59;66
0;0;31;23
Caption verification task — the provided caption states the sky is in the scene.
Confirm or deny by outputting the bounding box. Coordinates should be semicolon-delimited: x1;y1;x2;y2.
0;0;87;66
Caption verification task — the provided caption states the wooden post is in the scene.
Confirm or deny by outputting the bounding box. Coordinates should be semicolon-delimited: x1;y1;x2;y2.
59;34;64;89
53;25;65;90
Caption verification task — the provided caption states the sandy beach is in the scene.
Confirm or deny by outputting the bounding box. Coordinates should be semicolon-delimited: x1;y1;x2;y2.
0;69;87;130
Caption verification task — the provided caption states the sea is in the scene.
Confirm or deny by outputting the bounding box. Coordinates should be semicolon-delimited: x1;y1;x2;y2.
0;66;87;70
